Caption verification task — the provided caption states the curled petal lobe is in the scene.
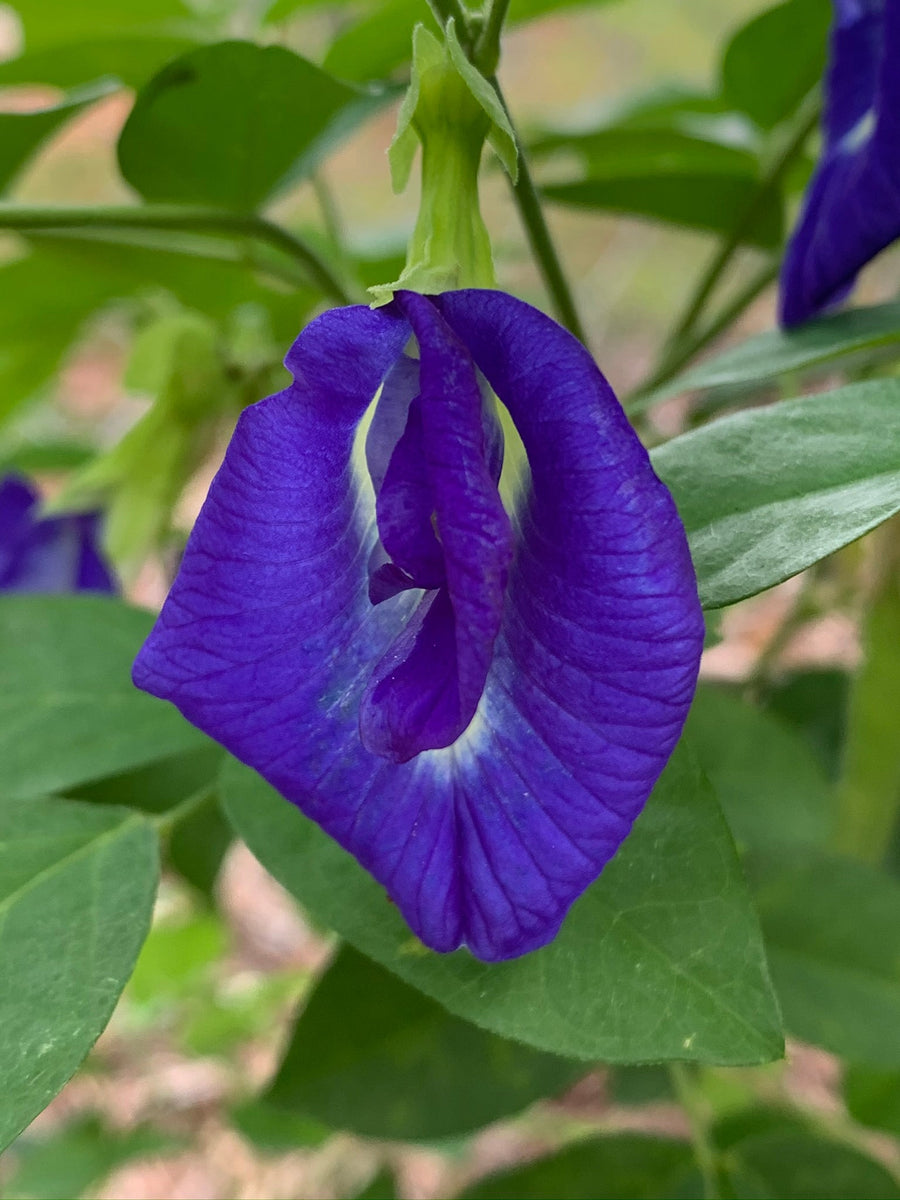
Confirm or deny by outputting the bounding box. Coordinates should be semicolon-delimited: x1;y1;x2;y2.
135;291;703;962
779;0;900;326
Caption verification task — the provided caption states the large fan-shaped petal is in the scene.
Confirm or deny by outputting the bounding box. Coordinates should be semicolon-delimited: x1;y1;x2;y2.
134;293;703;962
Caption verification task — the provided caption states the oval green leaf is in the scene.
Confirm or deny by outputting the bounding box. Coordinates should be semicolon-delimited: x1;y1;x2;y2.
0;80;118;194
0;36;196;90
543;173;781;246
117;40;375;210
643;302;900;409
728;1129;900;1199
461;1135;694;1200
8;0;190;51
222;742;783;1066
721;0;831;130
651;381;900;609
686;685;835;851
0;799;158;1151
747;847;900;1064
265;944;583;1140
0;595;210;803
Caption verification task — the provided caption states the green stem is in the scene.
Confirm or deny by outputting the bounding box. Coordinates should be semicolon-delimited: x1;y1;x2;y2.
152;786;216;838
474;0;512;74
832;520;900;863
312;171;356;288
669;1065;721;1200
0;203;353;305
490;77;589;345
426;0;474;45
626;258;779;412
406;0;586;341
653;90;821;371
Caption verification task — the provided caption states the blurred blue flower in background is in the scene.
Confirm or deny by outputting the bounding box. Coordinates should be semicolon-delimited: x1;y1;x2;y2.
0;474;116;594
134;290;703;962
780;0;900;326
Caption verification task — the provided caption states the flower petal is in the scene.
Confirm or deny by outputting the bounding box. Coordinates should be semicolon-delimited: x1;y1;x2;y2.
396;291;514;728
0;476;38;582
374;395;445;588
0;474;116;594
135;294;702;962
779;0;900;325
358;292;513;762
431;289;704;959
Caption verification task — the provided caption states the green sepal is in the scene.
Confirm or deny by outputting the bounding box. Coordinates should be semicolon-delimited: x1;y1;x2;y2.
444;19;517;182
374;20;517;303
388;23;517;193
387;24;443;195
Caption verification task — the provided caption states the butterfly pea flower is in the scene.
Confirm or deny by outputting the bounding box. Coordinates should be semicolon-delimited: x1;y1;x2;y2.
779;0;900;326
133;289;703;961
0;473;116;594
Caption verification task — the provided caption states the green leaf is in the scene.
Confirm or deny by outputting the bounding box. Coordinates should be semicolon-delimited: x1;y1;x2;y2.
532;126;760;179
844;1065;900;1137
747;847;900;1064
686;685;835;850
650;381;900;609
0;438;97;473
0;595;210;804
30;233;315;341
264;945;583;1140
460;1135;694;1200
69;746;223;815
169;792;232;902
721;0;831;130
0;36;197;90
727;1129;900;1199
231;1099;331;1151
222;742;783;1066
0;236;312;426
761;670;849;780
542;172;781;247
118;40;372;210
0;80;117;194
68;747;229;899
8;0;191;51
323;0;441;83
354;1169;398;1200
644;302;900;407
321;0;621;82
608;1066;675;1106
4;1115;176;1200
0;246;123;425
0;799;158;1152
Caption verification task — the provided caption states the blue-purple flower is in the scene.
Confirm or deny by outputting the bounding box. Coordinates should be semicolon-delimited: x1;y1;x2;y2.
134;290;703;961
0;474;116;594
779;0;900;327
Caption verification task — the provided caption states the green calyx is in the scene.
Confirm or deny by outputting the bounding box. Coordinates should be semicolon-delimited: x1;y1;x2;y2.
371;21;517;303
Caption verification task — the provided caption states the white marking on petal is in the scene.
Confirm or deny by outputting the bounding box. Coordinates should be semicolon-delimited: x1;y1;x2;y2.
840;108;876;154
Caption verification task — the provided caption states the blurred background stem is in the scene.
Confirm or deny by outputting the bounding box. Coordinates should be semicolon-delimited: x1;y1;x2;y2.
832;517;900;863
0;203;353;305
642;88;822;394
